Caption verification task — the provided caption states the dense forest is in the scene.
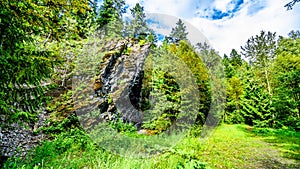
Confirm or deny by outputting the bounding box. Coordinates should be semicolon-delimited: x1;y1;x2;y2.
1;0;299;168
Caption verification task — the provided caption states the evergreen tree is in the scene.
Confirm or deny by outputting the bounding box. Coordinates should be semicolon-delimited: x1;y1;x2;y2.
229;49;243;68
169;19;188;44
146;30;158;48
222;49;243;78
240;70;274;127
222;54;234;78
288;30;300;40
196;42;211;55
142;41;210;130
222;50;244;123
196;42;226;126
125;3;149;38
0;0;90;123
272;36;300;128
225;76;244;123
96;0;126;29
241;31;277;96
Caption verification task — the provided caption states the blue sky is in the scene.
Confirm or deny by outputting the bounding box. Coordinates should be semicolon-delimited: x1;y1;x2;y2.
124;0;300;56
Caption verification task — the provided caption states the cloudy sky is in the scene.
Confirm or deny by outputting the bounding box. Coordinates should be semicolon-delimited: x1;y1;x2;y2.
124;0;300;56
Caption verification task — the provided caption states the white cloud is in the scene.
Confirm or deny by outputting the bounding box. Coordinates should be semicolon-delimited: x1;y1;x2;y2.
146;14;209;45
126;0;300;56
143;0;198;18
214;0;233;12
189;0;300;55
125;0;141;7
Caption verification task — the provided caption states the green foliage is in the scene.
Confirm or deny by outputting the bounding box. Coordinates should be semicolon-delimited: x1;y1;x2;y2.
222;49;244;123
96;0;126;29
271;36;300;129
2;1;300;167
138;39;147;46
141;41;211;132
169;19;189;44
165;149;208;169
146;30;158;47
110;118;137;133
240;67;275;127
224;76;244;123
0;0;90;123
229;49;243;67
37;113;82;136
5;124;299;169
142;62;181;132
288;30;300;40
174;41;213;124
241;30;276;98
224;31;300;130
4;128;94;169
241;31;277;68
196;42;226;125
176;159;208;169
125;3;151;39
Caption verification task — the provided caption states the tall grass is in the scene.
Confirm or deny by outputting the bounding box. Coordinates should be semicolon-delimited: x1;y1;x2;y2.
4;124;299;169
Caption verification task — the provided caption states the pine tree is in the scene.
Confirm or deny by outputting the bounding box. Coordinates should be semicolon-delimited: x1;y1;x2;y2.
146;30;158;48
241;31;277;96
125;3;149;38
96;0;126;29
229;49;243;68
288;30;300;40
169;19;188;44
272;36;300;128
241;31;278;127
0;0;90;123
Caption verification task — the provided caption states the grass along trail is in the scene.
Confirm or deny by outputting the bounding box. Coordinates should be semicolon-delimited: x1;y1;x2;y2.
4;124;299;169
180;124;300;169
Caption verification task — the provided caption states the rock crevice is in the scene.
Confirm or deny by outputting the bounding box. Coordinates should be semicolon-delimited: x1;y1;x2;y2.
76;39;152;130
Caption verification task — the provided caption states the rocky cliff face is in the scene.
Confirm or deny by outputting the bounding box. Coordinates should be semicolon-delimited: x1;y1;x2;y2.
75;38;152;130
0;109;48;166
0;38;152;164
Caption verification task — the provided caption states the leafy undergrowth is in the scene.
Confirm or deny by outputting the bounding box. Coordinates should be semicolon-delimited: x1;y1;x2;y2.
4;124;300;169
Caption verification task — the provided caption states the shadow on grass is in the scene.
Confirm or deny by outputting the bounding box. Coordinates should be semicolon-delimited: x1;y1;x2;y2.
237;125;300;166
256;158;300;169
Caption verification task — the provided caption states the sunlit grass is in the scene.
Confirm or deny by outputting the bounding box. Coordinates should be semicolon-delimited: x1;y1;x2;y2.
4;124;299;169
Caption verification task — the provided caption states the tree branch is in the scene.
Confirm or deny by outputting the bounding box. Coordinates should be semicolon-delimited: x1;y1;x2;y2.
284;0;300;10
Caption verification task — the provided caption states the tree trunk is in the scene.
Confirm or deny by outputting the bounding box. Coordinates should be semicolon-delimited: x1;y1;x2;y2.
264;67;272;96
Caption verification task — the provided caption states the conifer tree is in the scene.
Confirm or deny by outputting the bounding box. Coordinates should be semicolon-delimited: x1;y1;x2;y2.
241;31;277;96
288;30;300;40
169;19;188;44
96;0;126;29
229;49;243;68
0;0;90;123
126;3;149;38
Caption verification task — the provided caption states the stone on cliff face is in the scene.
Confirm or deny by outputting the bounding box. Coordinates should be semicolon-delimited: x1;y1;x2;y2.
0;109;48;160
0;39;151;162
75;39;152;130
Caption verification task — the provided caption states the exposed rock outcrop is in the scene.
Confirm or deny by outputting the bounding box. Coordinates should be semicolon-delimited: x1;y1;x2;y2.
0;109;48;165
0;38;151;165
75;39;151;130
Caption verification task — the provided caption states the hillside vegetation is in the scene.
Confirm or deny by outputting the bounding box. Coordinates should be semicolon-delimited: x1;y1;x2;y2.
1;0;299;168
